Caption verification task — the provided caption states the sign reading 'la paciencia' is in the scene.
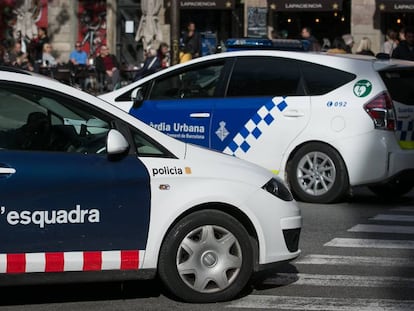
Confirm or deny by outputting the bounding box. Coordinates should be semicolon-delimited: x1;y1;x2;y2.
180;0;234;9
268;0;342;11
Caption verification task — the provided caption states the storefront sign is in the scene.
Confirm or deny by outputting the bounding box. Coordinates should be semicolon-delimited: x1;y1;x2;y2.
268;0;342;11
377;0;414;12
179;0;234;9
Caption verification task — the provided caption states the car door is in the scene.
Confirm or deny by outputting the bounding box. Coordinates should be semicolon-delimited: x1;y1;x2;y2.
0;83;150;272
129;60;228;148
211;55;311;173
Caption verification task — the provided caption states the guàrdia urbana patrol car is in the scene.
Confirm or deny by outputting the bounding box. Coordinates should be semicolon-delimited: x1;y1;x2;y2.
100;50;414;203
0;68;301;303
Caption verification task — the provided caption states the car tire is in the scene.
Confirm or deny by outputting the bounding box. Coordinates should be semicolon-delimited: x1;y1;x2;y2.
287;143;349;204
158;209;254;303
368;179;414;198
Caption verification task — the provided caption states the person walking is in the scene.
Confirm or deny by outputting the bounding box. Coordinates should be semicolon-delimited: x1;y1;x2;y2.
180;21;202;63
301;26;321;51
30;27;49;72
392;26;414;61
382;29;399;55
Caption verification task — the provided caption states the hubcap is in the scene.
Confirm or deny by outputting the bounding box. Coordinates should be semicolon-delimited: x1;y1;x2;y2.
296;151;336;196
176;225;242;293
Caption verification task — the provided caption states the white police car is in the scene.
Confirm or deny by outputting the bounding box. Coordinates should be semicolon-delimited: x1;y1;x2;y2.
100;50;414;203
0;68;301;303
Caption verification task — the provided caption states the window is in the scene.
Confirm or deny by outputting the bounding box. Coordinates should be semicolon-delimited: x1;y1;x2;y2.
301;62;356;95
0;84;112;153
130;128;175;158
149;61;225;100
379;69;414;106
227;56;302;97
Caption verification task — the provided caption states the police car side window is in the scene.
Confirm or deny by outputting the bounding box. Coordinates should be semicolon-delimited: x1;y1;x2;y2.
0;84;111;154
300;62;356;95
130;128;175;158
227;56;302;97
149;61;225;100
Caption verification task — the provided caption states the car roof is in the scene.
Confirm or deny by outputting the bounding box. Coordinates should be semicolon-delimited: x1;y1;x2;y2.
101;50;414;99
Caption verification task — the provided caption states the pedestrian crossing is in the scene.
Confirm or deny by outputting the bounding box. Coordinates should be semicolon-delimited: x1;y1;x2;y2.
227;204;414;310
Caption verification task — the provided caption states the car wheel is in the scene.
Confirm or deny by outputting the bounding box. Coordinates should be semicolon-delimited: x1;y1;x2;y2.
368;179;414;198
158;210;254;303
288;143;349;203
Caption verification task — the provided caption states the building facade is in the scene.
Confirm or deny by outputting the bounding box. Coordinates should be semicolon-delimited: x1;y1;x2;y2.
0;0;413;66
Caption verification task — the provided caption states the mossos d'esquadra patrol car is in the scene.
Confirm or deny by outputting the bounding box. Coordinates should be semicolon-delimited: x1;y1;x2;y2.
0;68;301;303
100;50;414;204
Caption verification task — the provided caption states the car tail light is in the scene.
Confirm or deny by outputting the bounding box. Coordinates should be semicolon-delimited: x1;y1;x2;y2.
363;92;395;131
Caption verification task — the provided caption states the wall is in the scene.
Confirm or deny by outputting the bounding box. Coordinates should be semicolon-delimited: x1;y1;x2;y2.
350;0;381;54
48;0;77;63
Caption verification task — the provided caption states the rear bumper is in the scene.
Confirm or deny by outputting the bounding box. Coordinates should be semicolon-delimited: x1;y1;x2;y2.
388;150;414;182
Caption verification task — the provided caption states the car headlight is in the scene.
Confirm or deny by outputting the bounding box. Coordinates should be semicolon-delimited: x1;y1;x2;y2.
262;177;293;201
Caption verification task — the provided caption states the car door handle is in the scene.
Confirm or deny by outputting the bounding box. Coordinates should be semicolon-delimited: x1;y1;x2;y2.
282;110;305;118
190;113;210;118
0;167;16;175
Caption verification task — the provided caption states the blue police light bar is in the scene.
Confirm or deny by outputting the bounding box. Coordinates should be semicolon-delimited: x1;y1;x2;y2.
225;38;311;52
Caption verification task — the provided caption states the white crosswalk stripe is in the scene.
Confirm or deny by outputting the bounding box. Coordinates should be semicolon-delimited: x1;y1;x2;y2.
390;206;414;212
348;224;414;234
261;273;414;288
294;254;414;267
370;214;414;222
227;295;414;310
324;238;414;249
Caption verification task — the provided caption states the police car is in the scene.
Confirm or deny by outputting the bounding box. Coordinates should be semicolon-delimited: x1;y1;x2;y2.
0;68;301;303
100;50;414;204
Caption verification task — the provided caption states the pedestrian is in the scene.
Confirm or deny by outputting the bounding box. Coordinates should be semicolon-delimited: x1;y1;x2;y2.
326;37;348;54
157;42;170;69
382;29;399;55
30;27;49;72
41;43;57;66
356;37;375;56
392;26;414;61
95;45;121;91
180;21;202;63
342;34;354;53
69;41;88;66
8;41;33;71
300;26;321;51
133;42;170;81
69;41;89;89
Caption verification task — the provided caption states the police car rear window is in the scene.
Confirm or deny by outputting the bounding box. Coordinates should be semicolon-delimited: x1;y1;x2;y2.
379;68;414;106
301;62;356;95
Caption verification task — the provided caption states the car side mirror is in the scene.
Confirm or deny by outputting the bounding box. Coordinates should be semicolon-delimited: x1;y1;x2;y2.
107;129;129;160
131;87;144;108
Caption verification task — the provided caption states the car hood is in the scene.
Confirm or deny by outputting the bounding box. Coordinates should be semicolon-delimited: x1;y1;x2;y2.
183;143;275;187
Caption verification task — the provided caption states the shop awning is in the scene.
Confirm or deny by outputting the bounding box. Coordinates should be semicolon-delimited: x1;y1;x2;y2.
268;0;342;11
376;0;414;12
178;0;234;10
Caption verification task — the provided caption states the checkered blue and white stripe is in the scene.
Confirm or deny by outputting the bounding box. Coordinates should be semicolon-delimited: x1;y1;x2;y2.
223;97;288;156
396;119;414;142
